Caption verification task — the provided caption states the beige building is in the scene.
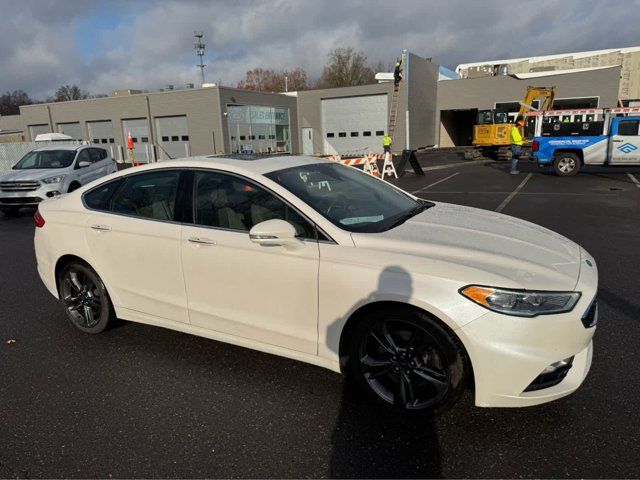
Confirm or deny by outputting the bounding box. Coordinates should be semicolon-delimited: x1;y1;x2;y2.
456;46;640;102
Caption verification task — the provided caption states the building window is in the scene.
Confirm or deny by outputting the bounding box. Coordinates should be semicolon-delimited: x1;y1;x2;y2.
258;135;265;139
171;136;179;141
132;137;138;143
109;138;115;143
141;137;149;143
93;139;100;144
181;135;189;141
363;131;371;136
250;135;255;140
350;132;359;137
162;136;169;142
326;132;335;138
338;132;346;138
376;131;384;136
240;136;246;140
101;139;108;144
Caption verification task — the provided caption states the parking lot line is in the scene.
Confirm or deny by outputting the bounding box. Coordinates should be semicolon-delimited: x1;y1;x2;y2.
412;172;460;194
495;173;533;213
627;173;640;188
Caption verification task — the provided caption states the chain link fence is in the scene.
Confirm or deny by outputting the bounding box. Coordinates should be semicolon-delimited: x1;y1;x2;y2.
0;141;86;173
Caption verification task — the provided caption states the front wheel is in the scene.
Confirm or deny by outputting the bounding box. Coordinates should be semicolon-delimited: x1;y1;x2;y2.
348;307;467;413
58;261;115;334
553;153;581;176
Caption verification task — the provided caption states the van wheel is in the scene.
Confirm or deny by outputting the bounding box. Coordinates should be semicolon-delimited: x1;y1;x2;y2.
58;261;115;334
348;307;467;414
553;153;581;176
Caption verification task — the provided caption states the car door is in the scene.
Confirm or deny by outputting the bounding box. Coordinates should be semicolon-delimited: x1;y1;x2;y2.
83;169;189;323
609;118;640;165
181;170;320;354
75;149;100;184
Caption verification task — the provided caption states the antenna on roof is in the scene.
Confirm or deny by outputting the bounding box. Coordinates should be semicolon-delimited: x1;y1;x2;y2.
194;32;206;86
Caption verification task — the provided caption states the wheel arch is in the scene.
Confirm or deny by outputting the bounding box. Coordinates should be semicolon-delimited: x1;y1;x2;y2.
337;300;475;389
54;254;99;297
553;148;584;164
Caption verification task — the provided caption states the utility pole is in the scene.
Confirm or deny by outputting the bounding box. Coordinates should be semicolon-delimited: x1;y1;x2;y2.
285;75;288;92
194;32;206;86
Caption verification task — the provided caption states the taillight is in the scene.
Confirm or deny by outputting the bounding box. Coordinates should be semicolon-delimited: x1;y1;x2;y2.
532;140;540;152
34;209;45;228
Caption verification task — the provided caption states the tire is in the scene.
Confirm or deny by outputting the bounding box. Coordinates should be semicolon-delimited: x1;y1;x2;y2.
67;182;81;193
58;261;115;334
348;306;467;414
553;152;581;176
1;206;21;216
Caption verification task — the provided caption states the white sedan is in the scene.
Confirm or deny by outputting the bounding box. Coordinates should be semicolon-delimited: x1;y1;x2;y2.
34;156;598;412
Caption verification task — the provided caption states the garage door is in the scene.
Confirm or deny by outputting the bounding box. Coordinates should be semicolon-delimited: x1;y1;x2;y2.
155;116;189;159
29;124;50;140
122;118;150;162
87;120;115;147
321;95;387;155
57;122;83;140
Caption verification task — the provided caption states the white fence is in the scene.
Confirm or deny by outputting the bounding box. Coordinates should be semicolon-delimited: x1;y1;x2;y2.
0;141;87;173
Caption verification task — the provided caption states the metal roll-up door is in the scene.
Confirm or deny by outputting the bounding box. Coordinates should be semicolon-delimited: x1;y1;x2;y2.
155;116;189;159
122;118;150;162
57;122;83;140
321;95;388;155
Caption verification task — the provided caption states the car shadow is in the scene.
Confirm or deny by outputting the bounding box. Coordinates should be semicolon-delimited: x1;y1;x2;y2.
326;266;441;478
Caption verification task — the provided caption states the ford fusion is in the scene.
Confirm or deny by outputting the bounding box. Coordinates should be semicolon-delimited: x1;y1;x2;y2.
34;156;598;412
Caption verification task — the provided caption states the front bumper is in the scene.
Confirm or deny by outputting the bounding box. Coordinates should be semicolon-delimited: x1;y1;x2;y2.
0;183;64;207
458;248;598;407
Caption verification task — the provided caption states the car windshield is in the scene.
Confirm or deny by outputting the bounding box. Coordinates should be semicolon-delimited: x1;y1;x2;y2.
13;150;76;170
266;163;433;233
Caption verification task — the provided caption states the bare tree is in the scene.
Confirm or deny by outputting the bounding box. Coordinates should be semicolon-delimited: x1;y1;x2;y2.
316;48;376;88
237;67;309;92
0;90;32;115
50;84;89;102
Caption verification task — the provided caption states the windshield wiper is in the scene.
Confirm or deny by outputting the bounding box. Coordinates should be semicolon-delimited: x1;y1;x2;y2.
387;200;434;229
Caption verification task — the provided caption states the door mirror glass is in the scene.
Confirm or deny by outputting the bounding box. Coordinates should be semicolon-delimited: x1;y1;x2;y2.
249;219;301;247
78;161;91;168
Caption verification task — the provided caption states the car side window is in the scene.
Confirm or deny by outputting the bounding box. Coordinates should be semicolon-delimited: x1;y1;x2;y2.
83;179;122;210
76;149;92;166
89;148;105;163
618;120;639;136
193;171;316;239
110;170;180;221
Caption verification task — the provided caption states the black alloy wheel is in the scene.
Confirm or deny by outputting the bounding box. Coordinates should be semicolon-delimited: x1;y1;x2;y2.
350;309;466;413
59;262;114;333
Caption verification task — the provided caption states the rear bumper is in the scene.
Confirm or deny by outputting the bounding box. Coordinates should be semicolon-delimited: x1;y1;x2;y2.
458;248;598;408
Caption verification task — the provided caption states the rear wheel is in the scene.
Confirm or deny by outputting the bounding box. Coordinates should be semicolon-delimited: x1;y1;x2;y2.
553;153;581;176
58;261;115;334
348;307;467;413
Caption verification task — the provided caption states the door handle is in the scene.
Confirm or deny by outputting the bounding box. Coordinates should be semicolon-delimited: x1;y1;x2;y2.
91;224;111;232
188;236;217;246
613;139;623;142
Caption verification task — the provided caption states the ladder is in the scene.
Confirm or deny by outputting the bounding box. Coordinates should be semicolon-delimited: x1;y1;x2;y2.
388;83;400;140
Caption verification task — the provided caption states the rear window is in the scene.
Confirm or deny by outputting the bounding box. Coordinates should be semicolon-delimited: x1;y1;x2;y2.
83;179;122;210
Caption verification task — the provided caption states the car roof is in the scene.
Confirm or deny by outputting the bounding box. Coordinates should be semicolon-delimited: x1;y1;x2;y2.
32;144;84;152
125;155;333;176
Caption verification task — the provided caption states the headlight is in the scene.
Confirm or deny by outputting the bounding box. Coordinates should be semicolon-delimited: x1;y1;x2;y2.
42;175;66;184
460;285;581;317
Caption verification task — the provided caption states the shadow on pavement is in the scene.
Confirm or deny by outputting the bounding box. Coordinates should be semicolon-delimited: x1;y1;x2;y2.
329;378;441;478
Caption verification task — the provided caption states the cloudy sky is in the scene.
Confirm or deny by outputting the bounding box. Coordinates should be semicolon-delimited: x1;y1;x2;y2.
1;0;639;99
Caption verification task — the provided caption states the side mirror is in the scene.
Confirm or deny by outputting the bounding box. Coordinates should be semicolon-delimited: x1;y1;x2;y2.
78;161;91;168
249;219;302;248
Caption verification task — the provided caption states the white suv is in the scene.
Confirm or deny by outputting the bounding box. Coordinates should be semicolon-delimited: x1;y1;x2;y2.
0;145;117;215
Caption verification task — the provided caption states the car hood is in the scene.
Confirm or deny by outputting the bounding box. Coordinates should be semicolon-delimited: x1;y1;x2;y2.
351;202;582;291
0;169;64;182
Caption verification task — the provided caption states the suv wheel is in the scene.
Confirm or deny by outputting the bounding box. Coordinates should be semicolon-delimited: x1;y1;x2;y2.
348;307;467;413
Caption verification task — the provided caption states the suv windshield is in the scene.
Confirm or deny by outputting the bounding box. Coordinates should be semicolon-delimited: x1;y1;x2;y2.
13;150;77;170
266;163;433;233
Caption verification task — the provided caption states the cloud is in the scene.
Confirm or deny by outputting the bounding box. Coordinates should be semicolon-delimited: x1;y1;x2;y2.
1;0;640;100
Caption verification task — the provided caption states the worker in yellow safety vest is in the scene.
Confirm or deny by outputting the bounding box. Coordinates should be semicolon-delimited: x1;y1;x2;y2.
382;134;393;154
510;117;525;175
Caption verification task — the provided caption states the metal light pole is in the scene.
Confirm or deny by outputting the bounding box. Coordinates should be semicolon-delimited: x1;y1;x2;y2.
194;32;206;86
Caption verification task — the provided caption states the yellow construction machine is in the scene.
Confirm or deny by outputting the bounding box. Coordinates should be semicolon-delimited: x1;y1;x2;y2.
470;86;557;160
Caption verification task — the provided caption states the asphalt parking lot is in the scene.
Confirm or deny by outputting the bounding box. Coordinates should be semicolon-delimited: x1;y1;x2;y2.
1;158;640;478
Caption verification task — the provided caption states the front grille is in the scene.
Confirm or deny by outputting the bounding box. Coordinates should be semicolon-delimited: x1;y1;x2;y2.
581;299;598;328
0;181;40;192
0;197;42;205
